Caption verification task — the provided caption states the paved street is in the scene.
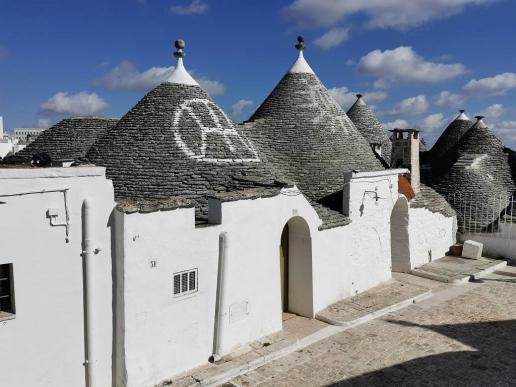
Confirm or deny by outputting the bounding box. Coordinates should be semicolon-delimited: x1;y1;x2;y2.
226;268;516;387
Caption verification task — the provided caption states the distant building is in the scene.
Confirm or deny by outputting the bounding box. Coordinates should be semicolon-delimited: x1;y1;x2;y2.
0;116;26;159
14;127;46;143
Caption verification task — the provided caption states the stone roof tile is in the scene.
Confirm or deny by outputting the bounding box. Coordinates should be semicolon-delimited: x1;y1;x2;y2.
2;117;118;164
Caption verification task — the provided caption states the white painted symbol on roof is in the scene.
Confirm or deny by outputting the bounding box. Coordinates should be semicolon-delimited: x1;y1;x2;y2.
294;79;351;133
172;98;260;163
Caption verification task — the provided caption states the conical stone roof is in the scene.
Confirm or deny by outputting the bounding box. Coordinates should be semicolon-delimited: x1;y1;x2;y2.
347;94;392;164
431;110;472;160
429;110;473;175
432;117;515;229
244;37;383;215
2;116;118;164
458;116;506;155
87;41;283;221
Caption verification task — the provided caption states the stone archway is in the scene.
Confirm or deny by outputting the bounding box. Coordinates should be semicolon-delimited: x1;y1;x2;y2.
279;216;313;319
390;197;411;272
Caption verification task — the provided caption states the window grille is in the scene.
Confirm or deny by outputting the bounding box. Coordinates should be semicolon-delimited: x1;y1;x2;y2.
173;268;198;297
0;263;15;316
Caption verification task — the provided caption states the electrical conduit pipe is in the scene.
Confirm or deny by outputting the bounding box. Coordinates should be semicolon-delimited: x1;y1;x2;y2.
211;232;229;362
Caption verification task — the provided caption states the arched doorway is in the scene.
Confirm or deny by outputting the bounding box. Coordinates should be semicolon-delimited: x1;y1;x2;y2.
279;216;313;319
390;197;410;272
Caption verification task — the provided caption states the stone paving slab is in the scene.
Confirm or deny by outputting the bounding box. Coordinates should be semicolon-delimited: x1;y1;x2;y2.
315;278;432;327
411;255;507;284
158;316;330;387
227;266;516;387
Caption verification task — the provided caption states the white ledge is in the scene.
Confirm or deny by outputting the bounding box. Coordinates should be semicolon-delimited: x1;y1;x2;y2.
0;166;106;179
345;169;409;180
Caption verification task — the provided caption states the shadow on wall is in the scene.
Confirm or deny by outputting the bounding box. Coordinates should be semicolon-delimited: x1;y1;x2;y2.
329;314;516;386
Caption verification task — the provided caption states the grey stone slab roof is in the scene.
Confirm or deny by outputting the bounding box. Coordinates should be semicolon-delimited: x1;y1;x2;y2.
243;72;383;224
87;82;285;222
428;118;514;189
410;183;456;217
2;117;118;164
347;95;392;164
430;151;514;229
431;115;472;164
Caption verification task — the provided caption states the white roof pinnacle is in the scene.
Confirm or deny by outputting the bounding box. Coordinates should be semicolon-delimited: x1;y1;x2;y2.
474;115;488;129
456;109;470;121
288;35;315;74
166;39;199;86
355;94;366;106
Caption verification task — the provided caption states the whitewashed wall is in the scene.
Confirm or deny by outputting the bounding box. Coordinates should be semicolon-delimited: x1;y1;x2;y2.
0;167;114;387
408;207;457;269
118;170;410;387
460;223;516;261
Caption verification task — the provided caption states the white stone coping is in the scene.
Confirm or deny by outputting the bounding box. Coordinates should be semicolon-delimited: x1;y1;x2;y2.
345;168;409;180
0;166;106;179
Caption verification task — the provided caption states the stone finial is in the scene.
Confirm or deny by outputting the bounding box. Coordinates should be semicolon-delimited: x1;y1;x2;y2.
459;109;465;113
475;115;485;121
174;39;185;59
356;94;363;99
295;35;305;51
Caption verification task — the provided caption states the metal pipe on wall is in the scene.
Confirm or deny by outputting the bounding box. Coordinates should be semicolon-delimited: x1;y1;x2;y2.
210;232;229;362
82;198;95;387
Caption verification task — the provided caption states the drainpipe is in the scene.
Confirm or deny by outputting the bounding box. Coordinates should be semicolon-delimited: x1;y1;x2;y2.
211;232;229;362
82;198;95;387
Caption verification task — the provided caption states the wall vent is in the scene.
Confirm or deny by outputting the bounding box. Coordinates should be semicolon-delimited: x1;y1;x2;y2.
173;268;198;297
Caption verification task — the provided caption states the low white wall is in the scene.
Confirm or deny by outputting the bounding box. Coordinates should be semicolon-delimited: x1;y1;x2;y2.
460;223;516;260
0;167;114;387
408;207;456;269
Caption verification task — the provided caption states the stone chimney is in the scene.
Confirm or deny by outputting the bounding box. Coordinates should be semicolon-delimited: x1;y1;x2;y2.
390;128;421;194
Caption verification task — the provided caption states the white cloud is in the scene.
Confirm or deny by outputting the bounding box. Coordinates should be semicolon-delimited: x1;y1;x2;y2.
96;61;225;96
284;0;495;29
433;91;467;107
36;118;52;129
358;46;466;87
96;61;174;91
495;121;516;142
313;27;350;50
170;0;208;15
418;113;446;133
229;99;253;120
479;103;505;121
382;119;408;131
197;78;225;97
40;92;109;116
327;86;387;110
387;95;429;116
463;73;516;96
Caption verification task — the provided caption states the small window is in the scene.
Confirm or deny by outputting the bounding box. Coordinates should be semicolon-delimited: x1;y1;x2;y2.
0;263;15;320
173;268;198;297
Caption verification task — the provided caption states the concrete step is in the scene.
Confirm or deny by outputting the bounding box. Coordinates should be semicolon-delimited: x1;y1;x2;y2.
410;255;507;284
315;278;432;328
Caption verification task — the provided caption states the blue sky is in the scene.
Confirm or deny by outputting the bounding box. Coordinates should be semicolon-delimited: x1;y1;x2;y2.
1;0;516;148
